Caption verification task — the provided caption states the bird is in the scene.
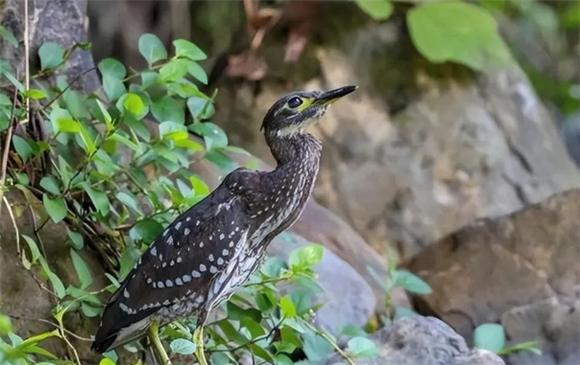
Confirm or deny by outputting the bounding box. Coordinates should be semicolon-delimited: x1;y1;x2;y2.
91;85;357;364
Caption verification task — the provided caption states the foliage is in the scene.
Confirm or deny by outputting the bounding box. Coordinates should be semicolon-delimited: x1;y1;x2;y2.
354;0;513;71
352;0;579;116
474;323;541;356
0;31;378;365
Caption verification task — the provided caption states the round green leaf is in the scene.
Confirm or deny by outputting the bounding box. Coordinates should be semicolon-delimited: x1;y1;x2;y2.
280;295;297;318
347;337;379;358
173;39;207;60
50;108;80;134
38;42;65;70
40;176;61;195
139;33;168;65
151;96;185;124
474;323;505;353
159;121;188;141
407;1;512;70
99;358;116;365
355;0;393;20
190;122;227;151
12;135;34;162
43;194;67;223
98;58;127;79
130;219;163;243
170;338;196;355
288;244;324;269
120;93;146;118
159;59;190;82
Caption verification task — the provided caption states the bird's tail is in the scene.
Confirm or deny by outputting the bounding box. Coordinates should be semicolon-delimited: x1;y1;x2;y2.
92;318;151;353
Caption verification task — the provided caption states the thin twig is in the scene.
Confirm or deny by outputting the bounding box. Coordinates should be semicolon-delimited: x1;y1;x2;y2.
43;67;97;110
301;320;357;365
6;314;93;342
24;0;30;123
3;195;20;254
0;87;19;218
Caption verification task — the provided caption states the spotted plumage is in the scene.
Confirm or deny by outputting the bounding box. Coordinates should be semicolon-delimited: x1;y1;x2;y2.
92;86;357;354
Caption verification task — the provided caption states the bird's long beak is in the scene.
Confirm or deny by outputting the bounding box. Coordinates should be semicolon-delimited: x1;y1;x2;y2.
316;85;358;106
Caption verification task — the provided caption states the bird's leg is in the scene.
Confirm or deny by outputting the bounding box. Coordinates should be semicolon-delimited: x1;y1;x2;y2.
193;325;208;365
148;321;171;365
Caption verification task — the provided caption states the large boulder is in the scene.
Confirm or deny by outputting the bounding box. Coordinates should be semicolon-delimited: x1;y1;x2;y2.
406;189;580;364
325;316;505;365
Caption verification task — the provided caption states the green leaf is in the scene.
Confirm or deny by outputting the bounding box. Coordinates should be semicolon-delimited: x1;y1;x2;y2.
23;89;47;99
56;76;87;120
116;191;142;214
0;26;18;47
173;39;207;60
70;249;93;289
38;42;65;70
159;121;188;141
0;314;12;335
102;75;126;102
288;244;324;270
394;306;419;320
280;295;297;318
274;354;294;365
21;234;41;265
50;108;80;133
67;228;84;250
98;58;126;79
116;92;147;120
99;58;127;101
170;338;197;355
186;61;208;84
81;183;110;215
151;96;185;124
393;270;432;295
141;71;158;88
99;358;116;365
131;219;163;243
77;123;96;155
347;337;379;358
190;122;227;150
407;1;512;71
43;194;67;223
190;175;210;196
159;59;190;82
47;271;66;299
355;0;393;20
302;331;333;361
12;135;34;162
249;343;276;363
474;323;505;353
139;33;168;65
187;96;214;120
40;176;61;195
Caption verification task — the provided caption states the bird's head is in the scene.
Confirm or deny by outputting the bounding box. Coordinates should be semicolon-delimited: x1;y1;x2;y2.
261;86;357;138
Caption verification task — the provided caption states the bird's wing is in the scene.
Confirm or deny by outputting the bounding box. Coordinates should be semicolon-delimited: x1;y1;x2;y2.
92;167;263;352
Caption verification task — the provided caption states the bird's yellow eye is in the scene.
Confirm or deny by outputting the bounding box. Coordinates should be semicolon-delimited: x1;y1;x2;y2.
287;97;303;109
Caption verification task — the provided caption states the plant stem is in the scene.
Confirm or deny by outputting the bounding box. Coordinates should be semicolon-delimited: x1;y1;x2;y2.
301;320;357;365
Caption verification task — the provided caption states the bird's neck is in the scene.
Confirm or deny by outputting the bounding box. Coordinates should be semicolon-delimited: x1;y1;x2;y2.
267;132;322;168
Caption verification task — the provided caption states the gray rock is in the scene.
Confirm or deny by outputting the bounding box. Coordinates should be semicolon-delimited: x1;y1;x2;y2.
268;232;376;336
325;316;504;365
502;297;580;365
